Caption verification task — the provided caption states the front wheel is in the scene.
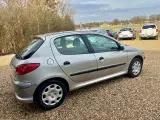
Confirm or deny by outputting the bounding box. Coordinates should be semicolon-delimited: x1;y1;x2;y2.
127;58;143;78
34;80;68;110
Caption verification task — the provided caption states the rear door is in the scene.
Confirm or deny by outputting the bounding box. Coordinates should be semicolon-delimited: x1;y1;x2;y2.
85;34;128;78
50;34;98;83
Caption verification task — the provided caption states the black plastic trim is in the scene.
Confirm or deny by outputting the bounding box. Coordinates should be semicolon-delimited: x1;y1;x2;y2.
70;63;126;76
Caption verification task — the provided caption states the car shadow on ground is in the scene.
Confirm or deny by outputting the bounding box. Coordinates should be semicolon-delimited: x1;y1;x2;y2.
140;38;158;40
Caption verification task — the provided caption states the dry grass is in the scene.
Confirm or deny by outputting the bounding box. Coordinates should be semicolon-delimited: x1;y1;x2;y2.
0;0;75;55
102;23;160;31
0;51;160;120
121;39;160;50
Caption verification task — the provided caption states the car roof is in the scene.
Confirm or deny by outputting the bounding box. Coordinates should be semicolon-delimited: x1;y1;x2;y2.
35;31;104;40
143;24;157;26
90;28;103;30
120;27;132;29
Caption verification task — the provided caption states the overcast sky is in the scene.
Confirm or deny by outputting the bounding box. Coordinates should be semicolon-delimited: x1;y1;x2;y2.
71;0;160;24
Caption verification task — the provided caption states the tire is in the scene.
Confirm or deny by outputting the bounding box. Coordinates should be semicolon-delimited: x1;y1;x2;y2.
34;80;68;110
155;36;158;40
127;58;143;78
131;37;134;40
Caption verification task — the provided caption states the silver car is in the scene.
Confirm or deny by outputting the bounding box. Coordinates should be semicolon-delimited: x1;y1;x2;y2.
118;28;136;40
10;31;145;110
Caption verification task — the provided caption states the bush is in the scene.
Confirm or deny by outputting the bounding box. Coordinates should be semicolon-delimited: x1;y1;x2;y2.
0;0;75;55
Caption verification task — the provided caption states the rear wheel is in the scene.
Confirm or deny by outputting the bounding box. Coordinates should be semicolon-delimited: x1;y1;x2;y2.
127;58;143;78
131;37;134;40
155;36;158;40
34;80;68;110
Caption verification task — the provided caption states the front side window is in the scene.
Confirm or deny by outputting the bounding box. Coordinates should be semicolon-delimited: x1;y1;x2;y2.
54;35;89;55
86;34;119;53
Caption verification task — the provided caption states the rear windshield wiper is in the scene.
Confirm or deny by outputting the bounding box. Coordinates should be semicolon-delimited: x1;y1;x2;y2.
16;53;22;59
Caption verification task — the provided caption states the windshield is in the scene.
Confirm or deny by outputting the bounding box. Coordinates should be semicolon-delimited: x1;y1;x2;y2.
16;38;44;60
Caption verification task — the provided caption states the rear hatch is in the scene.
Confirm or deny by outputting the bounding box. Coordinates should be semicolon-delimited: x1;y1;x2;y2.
121;31;131;36
10;38;44;78
119;28;132;36
142;25;156;36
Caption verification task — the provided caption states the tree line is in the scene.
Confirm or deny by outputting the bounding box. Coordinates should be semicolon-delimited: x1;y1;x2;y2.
79;14;160;28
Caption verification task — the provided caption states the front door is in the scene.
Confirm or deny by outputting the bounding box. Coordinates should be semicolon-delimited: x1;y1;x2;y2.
85;34;128;77
51;34;98;83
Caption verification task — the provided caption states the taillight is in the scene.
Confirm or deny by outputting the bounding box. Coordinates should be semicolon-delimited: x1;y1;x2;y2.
16;63;40;75
118;32;121;34
107;31;110;35
130;30;133;33
156;29;158;32
140;29;142;33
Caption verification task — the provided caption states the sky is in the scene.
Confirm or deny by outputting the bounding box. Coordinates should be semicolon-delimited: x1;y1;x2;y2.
71;0;160;24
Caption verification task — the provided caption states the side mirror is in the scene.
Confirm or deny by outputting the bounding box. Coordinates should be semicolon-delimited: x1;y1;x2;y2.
119;45;125;51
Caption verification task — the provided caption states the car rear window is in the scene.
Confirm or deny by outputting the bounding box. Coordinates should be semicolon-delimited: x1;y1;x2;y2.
142;25;156;29
16;38;44;60
120;28;132;31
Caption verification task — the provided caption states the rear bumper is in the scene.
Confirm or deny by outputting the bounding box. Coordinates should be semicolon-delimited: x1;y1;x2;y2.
15;93;33;103
140;34;158;38
118;34;133;38
11;74;36;103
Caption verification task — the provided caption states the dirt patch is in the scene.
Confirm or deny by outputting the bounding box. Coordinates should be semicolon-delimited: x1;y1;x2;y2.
0;54;14;67
121;39;160;50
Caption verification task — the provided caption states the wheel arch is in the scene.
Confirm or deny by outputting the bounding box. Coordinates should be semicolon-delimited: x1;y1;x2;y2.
33;77;70;100
134;55;144;63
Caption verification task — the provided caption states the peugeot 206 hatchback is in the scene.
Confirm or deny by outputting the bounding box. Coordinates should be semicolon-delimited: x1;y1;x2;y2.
10;31;145;110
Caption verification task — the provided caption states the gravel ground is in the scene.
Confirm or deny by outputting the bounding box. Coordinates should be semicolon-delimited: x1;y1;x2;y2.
0;51;160;120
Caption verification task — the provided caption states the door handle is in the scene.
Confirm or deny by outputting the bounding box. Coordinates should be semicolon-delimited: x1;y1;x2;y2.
63;61;70;66
99;57;104;61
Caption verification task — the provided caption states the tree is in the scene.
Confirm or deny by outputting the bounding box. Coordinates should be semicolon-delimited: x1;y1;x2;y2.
112;19;119;25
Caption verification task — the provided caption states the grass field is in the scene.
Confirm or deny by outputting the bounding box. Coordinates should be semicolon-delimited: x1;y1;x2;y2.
101;23;160;31
101;23;160;42
121;39;160;50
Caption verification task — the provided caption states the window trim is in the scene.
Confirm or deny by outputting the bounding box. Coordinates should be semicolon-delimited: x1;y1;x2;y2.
53;34;93;55
83;34;121;53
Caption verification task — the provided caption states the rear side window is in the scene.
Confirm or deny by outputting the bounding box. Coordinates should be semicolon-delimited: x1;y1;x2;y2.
142;25;156;29
16;38;44;60
54;35;89;55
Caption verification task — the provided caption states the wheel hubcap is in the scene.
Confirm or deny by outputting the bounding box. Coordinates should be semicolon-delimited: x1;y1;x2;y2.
132;61;141;76
42;84;63;106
